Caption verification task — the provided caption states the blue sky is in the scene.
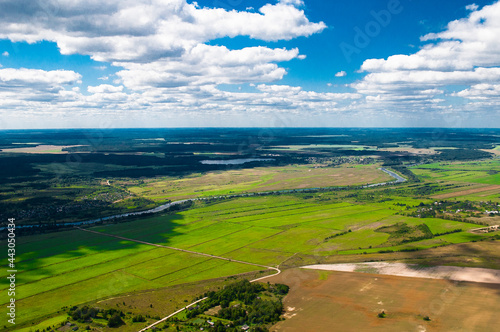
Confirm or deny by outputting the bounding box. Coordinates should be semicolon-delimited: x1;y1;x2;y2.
0;0;499;128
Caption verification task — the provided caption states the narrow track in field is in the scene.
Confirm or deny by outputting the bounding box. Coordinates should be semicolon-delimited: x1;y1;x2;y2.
75;227;281;332
75;168;406;331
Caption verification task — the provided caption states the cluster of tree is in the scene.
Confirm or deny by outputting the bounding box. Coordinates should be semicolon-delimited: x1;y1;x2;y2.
132;314;147;322
324;229;352;242
67;306;125;328
267;283;289;295
202;280;267;309
412;184;441;197
404;200;496;225
433;148;492;161
182;280;289;331
378;248;420;254
377;223;434;244
69;306;96;322
415;200;496;214
107;313;125;328
433;229;463;237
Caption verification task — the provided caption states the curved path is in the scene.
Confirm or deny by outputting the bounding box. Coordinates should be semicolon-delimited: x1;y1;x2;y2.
76;227;280;274
75;168;406;331
75;227;281;332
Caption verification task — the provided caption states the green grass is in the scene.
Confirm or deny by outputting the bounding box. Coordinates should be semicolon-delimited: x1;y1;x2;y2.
412;160;500;185
3;183;497;328
15;314;68;332
126;164;393;201
0;243;156;286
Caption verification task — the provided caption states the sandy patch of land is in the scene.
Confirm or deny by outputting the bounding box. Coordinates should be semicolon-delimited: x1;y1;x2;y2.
379;147;439;155
0;145;85;154
481;148;500;156
302;262;500;284
283;307;298;319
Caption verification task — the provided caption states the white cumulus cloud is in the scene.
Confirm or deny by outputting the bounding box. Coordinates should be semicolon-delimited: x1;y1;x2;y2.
353;1;500;115
466;3;479;11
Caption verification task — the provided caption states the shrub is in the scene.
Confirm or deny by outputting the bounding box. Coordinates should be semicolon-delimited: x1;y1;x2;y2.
107;314;124;328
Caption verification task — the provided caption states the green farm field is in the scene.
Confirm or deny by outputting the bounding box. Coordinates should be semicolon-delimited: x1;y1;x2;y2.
2;156;499;331
411;159;500;201
412;159;500;185
3;186;498;330
124;164;393;202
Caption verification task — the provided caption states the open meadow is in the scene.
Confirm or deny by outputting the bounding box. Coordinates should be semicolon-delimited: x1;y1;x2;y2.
3;177;499;330
412;159;500;202
124;164;393;202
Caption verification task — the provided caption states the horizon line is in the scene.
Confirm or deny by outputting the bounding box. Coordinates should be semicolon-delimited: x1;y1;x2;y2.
1;127;500;131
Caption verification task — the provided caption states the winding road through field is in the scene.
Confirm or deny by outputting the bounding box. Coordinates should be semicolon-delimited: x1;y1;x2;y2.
75;226;281;332
74;168;406;331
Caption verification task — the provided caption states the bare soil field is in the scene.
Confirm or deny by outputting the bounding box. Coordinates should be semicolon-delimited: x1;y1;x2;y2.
302;262;500;284
268;268;500;332
281;240;500;270
379;147;439;155
481;148;500;156
0;144;84;154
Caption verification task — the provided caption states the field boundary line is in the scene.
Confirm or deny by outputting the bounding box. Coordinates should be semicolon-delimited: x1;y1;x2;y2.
149;258;221;281
74;227;281;331
2;244;162;285
190;201;308;218
75;227;278;271
212;229;288;259
226;204;360;223
181;226;255;250
0;246;169;291
0;248;194;302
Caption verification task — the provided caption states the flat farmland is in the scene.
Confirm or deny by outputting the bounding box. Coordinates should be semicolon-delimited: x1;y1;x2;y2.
125;164;393;201
268;268;500;332
412;160;500;185
0;226;262;327
411;160;499;202
3;192;496;329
